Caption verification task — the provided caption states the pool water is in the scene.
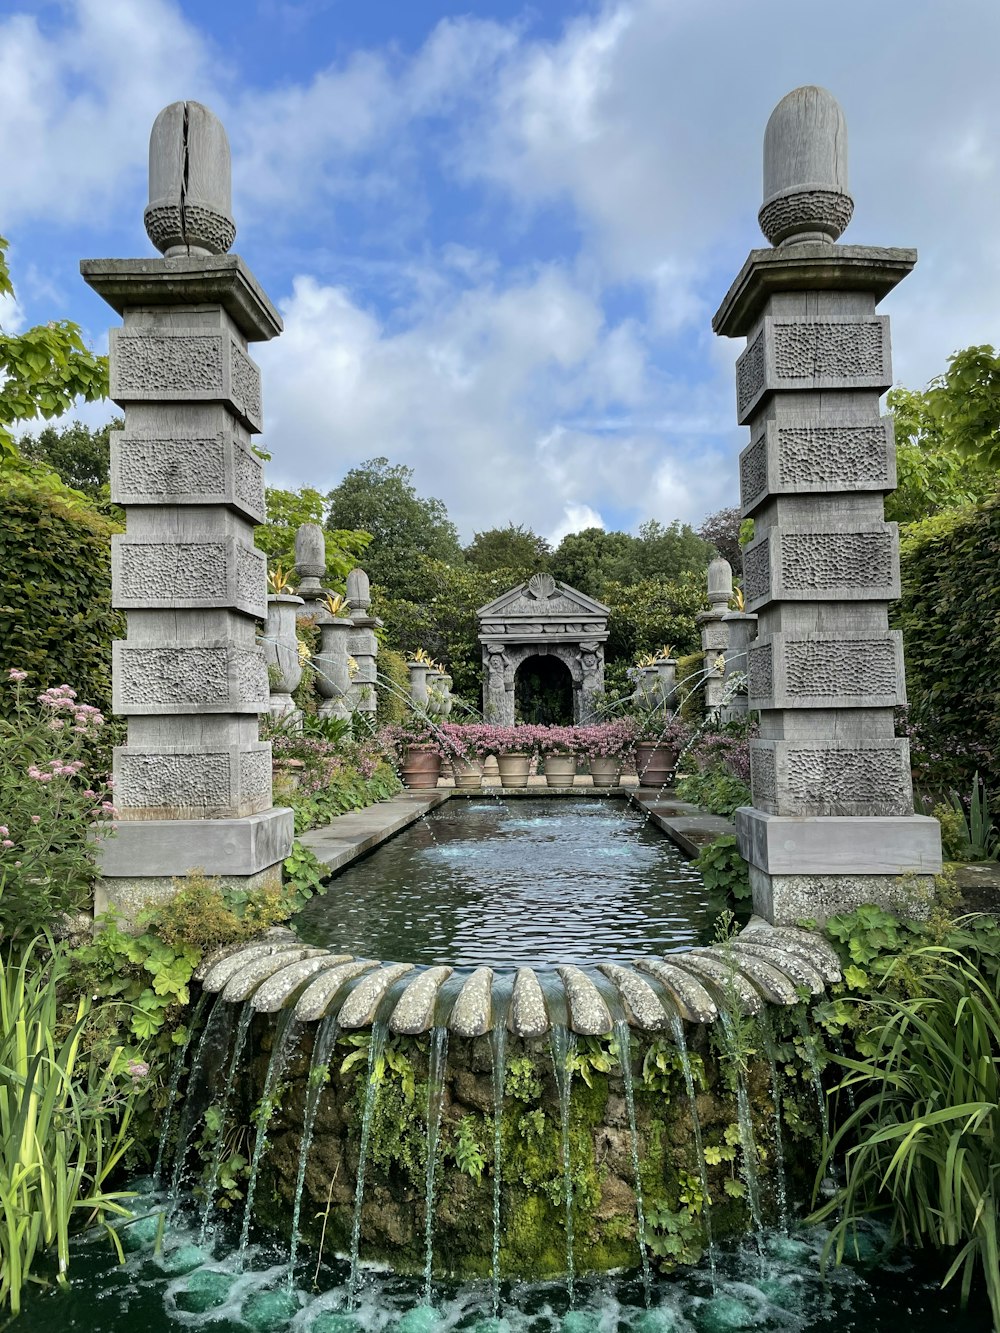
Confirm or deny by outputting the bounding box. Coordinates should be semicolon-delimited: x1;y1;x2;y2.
295;799;710;969
15;1183;993;1332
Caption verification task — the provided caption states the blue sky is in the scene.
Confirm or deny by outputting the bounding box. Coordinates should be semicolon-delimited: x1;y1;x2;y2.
3;0;1000;543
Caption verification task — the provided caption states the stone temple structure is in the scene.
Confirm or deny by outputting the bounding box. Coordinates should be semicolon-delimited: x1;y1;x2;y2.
713;86;941;925
84;101;292;916
477;573;609;725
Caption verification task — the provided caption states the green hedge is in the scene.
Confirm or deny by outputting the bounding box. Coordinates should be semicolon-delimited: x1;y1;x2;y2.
676;651;707;726
895;491;1000;792
0;475;123;715
375;646;411;724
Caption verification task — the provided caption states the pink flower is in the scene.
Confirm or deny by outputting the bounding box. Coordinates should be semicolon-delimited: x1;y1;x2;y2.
38;773;52;783
126;1059;150;1081
0;826;7;837
30;815;40;825
83;789;96;798
27;767;42;780
7;668;27;682
1;840;13;849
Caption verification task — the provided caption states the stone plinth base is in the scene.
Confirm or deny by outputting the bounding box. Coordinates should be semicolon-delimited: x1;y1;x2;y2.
749;864;934;927
95;862;283;924
737;808;942;876
97;806;293;880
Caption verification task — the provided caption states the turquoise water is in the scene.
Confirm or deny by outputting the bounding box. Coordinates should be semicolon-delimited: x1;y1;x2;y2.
295;800;708;968
16;1183;992;1332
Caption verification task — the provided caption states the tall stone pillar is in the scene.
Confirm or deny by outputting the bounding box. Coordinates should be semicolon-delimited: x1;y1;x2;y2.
84;100;293;916
345;568;379;714
713;86;940;924
696;557;732;718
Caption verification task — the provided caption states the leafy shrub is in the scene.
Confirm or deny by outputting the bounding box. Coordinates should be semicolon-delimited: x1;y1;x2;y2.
0;675;114;941
896;493;1000;792
0;472;123;719
695;835;751;907
675;652;707;726
375;647;411;724
677;769;752;818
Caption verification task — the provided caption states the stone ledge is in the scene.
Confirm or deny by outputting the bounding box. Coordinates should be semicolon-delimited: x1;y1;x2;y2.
299;791;450;873
738;808;942;876
96;805;293;878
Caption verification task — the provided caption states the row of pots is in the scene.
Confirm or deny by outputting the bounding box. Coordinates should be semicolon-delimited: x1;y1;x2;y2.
399;742;677;791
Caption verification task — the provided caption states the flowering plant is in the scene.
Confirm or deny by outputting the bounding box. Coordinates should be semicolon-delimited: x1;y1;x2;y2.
574;718;640;759
631;710;691;751
0;671;115;942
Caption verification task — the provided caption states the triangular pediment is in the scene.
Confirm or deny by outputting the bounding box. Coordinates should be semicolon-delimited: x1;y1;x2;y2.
477;572;610;620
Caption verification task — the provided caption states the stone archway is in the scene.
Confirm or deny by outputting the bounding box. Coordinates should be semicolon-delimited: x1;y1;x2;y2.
515;653;574;724
477;572;610;726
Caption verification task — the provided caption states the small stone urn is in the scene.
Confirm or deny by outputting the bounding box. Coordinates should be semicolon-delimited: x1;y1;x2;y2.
315;612;354;721
263;593;304;719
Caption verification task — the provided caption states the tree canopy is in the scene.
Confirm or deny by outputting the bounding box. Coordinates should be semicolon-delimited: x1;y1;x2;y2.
325;457;463;600
0;236;107;465
18;419;118;504
258;485;371;593
464;523;551;575
549;521;709;599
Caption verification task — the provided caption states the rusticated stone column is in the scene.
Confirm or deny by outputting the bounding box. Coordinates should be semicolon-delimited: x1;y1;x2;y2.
345;568;379;714
713;85;941;924
697;557;732;718
83;100;292;917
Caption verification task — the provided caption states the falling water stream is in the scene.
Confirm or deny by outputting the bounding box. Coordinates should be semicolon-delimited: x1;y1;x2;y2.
153;992;208;1188
668;1011;717;1287
760;1009;790;1234
489;987;510;1318
346;1019;389;1310
720;1012;766;1254
286;1011;339;1289
549;1024;577;1308
613;1018;653;1305
197;1000;256;1245
421;1024;449;1305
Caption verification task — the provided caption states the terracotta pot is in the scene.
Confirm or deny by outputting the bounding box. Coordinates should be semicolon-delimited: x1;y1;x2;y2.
496;753;531;788
543;753;577;786
634;741;677;788
400;744;442;789
452;758;483;790
589;756;621;788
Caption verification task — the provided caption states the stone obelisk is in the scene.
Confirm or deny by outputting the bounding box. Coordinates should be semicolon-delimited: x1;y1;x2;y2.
83;101;293;917
713;86;941;924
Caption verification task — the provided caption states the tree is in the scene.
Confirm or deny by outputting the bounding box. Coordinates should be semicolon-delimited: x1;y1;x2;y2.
257;485;371;591
886;378;994;525
325;457;463;601
633;519;712;581
18;419;118;501
464;523;550;574
927;344;1000;472
0;236;107;464
550;527;635;597
697;506;743;573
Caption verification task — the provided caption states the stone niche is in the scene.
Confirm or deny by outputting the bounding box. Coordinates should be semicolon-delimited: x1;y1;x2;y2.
476;573;610;725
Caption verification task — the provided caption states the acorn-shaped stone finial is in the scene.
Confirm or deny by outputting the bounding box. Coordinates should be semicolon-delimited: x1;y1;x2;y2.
346;568;371;613
758;86;854;247
145;101;236;257
707;557;733;613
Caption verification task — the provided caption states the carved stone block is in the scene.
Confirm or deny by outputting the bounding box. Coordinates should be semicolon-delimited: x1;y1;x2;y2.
113;741;273;818
111;429;265;521
742;522;900;611
112;642;269;714
749;738;913;817
735;315;891;423
739;417;895;514
110;327;263;432
112;534;267;617
747;631;904;709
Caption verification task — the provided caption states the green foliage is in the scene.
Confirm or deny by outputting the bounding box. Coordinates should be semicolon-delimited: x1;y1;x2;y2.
0;473;123;720
644;1201;705;1265
675;652;707;726
602;572;703;667
926;344;1000;473
375;647;411;725
18;418;120;511
284;761;401;835
0;677;114;942
811;947;1000;1329
505;1055;543;1102
641;1037;703;1097
450;1114;488;1183
0;236;108;465
464;523;550;574
695;835;752;907
886;385;993;524
256;485;371;592
282;841;329;910
566;1035;618;1088
676;769;752;818
895;492;1000;793
0;937;136;1315
697;506;742;572
939;776;999;862
326;457;463;601
550;523;710;600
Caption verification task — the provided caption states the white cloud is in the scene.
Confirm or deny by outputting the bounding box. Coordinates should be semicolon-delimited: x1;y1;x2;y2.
547;502;606;547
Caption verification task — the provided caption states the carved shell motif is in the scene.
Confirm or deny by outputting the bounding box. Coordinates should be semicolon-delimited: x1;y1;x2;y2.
527;572;557;600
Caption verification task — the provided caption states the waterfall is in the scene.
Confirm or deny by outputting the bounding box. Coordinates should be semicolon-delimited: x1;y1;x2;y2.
154;991;207;1187
197;999;256;1244
760;1009;789;1234
287;1012;340;1288
549;1025;576;1307
668;1011;717;1287
490;987;511;1318
346;1020;389;1310
422;1025;450;1305
237;1010;301;1268
796;1009;828;1137
613;1018;652;1306
719;1011;765;1252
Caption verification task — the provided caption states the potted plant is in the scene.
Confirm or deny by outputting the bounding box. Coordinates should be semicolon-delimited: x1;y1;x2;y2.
383;719;442;790
538;725;578;787
633;713;690;789
263;566;304;719
579;718;638;788
439;723;483;790
481;725;534;789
